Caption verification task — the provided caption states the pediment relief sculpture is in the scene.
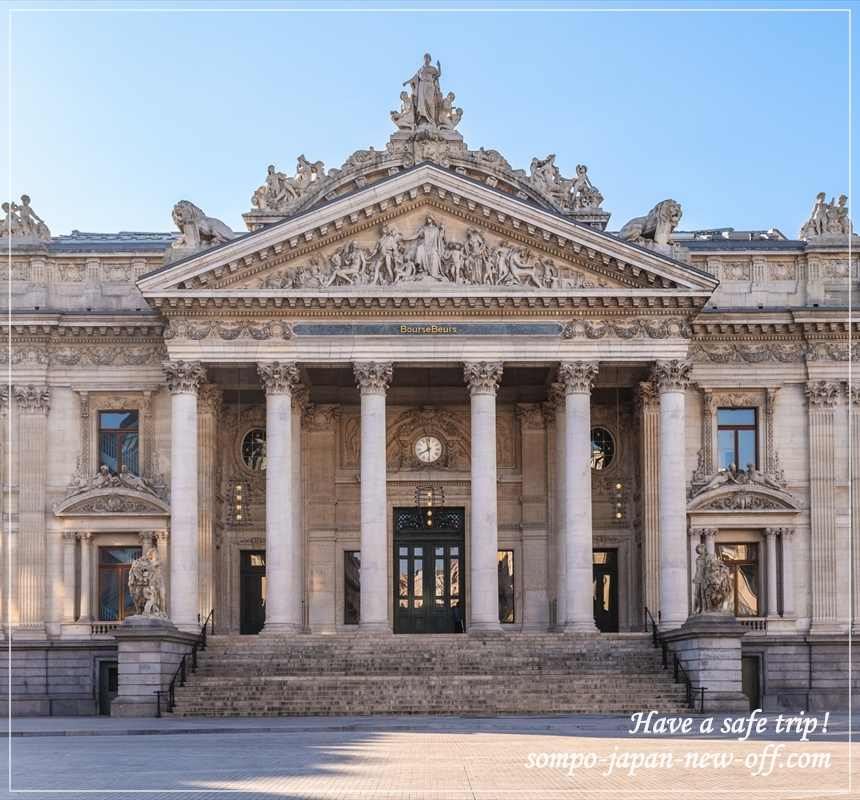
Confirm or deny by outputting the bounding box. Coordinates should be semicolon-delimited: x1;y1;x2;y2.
687;464;798;513
799;191;854;240
387;407;471;471
250;217;611;291
55;464;169;516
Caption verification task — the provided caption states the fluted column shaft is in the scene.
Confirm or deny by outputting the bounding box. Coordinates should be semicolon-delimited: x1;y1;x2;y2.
765;528;779;617
781;528;796;617
464;362;503;632
559;362;598;633
655;360;691;630
548;384;567;627
355;362;393;632
14;385;50;631
805;381;840;629
197;385;221;623
78;532;93;622
259;362;302;633
163;361;206;631
637;382;661;618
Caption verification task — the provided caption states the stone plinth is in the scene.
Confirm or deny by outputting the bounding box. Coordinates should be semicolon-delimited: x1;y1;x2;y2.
662;613;749;712
111;616;198;717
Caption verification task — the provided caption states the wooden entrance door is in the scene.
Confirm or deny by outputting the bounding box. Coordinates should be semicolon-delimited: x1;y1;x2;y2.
394;507;465;634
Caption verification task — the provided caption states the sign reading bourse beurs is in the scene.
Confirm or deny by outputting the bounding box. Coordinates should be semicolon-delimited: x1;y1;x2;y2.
292;322;564;337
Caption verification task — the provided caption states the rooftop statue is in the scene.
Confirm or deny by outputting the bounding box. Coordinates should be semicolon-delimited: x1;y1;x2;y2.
799;192;853;239
169;200;237;255
619;199;683;247
251;155;327;212
394;53;462;133
528;156;604;213
1;195;51;241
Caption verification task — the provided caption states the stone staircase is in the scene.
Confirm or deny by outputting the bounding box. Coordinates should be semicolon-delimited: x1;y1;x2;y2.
171;633;691;717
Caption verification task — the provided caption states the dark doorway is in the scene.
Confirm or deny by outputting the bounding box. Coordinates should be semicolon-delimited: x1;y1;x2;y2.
593;548;619;632
240;550;266;635
394;507;465;634
742;655;761;710
98;660;118;716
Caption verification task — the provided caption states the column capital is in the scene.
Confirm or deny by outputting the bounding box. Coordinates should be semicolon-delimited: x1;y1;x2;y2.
558;361;598;395
76;531;92;542
652;359;692;393
354;361;393;395
62;530;77;542
635;379;660;411
805;380;839;408
691;527;717;539
197;384;223;415
13;384;50;414
764;527;780;539
848;383;860;407
155;529;169;542
780;527;794;541
139;530;156;543
163;360;206;395
463;361;503;396
258;361;300;395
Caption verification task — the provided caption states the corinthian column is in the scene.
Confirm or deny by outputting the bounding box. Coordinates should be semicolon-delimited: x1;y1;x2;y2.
77;532;93;622
259;362;302;634
163;360;206;631
653;359;692;630
636;381;660;618
547;383;567;628
558;361;598;633
197;384;222;624
354;361;393;632
464;361;503;632
14;385;51;635
851;386;860;633
805;381;840;631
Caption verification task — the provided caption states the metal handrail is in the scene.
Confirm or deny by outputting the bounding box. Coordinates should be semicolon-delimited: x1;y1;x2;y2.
154;609;214;717
642;606;705;712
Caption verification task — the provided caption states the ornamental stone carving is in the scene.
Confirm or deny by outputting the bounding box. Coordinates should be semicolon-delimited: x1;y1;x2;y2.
652;359;692;393
395;53;461;133
691;342;807;364
198;384;223;416
691;463;788;498
163;360;206;395
692;544;732;614
0;386;8;414
562;317;691;340
558;361;598;394
169;200;237;257
529;156;604;212
354;361;393;394
805;381;840;408
258;361;301;395
128;549;167;618
251;156;327;212
619;199;683;247
463;361;503;395
0;195;50;242
63;464;163;502
14;384;50;413
799;192;853;239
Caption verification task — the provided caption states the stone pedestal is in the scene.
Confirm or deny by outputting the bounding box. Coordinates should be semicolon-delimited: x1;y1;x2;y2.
662;613;749;712
111;616;198;717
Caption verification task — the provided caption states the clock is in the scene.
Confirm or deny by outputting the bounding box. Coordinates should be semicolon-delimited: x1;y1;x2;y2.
414;435;443;464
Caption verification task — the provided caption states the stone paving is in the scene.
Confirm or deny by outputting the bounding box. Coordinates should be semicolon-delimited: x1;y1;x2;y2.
0;714;855;799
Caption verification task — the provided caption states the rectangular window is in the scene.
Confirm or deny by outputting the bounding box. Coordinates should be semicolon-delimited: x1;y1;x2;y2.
344;550;360;625
98;410;140;475
716;542;759;617
498;549;515;623
717;408;758;471
98;546;142;621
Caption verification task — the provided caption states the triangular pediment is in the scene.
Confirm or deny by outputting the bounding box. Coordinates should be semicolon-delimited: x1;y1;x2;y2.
138;164;717;300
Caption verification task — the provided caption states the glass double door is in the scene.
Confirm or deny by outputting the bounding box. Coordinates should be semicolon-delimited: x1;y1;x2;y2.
394;508;466;634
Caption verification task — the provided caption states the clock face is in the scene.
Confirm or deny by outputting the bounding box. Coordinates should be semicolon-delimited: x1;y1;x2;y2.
414;435;443;464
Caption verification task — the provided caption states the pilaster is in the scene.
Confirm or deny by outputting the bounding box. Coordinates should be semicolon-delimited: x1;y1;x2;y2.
197;384;222;623
636;380;660;617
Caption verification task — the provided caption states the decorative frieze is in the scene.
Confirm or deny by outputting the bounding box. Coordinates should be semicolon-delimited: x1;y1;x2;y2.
652;360;692;393
562;317;691;340
354;361;393;394
557;361;598;394
257;362;300;395
14;384;50;414
690;342;806;363
164;318;293;341
163;360;206;395
50;344;165;367
462;361;503;396
303;403;340;432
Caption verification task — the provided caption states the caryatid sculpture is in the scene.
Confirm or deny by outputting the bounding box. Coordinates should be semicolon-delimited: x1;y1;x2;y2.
393;53;462;132
799;191;853;239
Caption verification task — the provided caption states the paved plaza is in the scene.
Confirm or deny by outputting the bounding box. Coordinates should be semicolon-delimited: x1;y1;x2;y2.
0;713;855;800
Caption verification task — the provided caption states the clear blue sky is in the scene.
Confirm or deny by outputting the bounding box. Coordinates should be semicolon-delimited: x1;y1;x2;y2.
1;1;855;238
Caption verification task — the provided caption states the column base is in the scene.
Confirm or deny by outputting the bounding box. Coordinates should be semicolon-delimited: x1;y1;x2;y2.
260;622;304;636
561;620;598;634
468;621;504;633
359;621;392;634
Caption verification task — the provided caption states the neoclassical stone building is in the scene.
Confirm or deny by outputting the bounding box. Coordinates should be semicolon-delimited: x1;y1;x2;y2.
2;56;857;715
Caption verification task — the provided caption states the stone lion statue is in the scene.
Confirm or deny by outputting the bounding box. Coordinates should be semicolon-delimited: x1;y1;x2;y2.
128;549;167;618
171;200;236;251
619;199;683;247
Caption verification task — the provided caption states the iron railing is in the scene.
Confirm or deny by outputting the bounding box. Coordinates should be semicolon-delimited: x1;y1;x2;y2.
643;606;705;712
154;609;214;717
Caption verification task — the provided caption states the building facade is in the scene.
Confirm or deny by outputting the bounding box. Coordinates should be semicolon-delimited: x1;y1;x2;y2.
2;57;857;715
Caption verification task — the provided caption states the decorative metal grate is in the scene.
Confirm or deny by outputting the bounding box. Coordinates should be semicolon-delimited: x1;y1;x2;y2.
395;507;465;532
